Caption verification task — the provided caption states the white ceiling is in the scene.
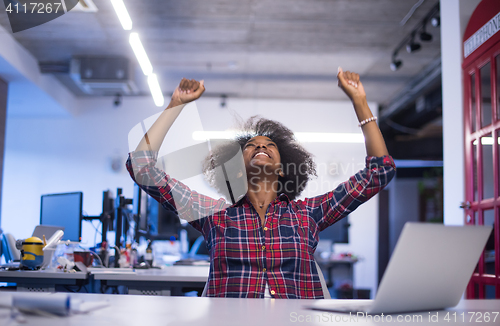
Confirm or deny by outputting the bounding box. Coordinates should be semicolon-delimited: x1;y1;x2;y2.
0;0;442;105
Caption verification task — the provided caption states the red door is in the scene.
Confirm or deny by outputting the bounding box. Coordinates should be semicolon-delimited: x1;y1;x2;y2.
462;0;500;299
463;0;500;300
464;42;500;299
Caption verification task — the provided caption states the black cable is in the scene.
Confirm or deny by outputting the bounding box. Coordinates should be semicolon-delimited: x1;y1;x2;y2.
93;220;102;247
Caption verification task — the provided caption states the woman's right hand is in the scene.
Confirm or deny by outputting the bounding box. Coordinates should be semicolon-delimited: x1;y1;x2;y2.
169;78;205;108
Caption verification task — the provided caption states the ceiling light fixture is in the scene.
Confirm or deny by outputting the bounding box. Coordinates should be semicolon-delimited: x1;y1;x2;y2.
406;33;422;53
431;16;440;27
110;0;132;30
220;94;227;108
419;22;433;42
111;1;163;108
472;137;499;146
390;55;403;71
129;33;153;76
147;74;164;107
390;3;439;71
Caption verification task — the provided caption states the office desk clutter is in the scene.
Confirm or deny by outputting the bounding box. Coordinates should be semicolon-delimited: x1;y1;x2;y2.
16;237;45;270
0;185;201;268
13;230;65;270
0;186;211;296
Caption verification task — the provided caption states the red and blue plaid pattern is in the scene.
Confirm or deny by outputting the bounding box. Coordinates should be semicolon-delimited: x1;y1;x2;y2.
127;151;395;298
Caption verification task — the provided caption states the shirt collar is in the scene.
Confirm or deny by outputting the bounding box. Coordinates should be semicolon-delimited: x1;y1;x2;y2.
230;192;290;208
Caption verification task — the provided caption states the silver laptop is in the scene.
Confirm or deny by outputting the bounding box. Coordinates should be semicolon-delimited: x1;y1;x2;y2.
32;225;64;240
308;222;492;315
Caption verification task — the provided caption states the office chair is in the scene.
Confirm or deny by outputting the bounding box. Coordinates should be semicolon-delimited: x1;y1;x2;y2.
201;260;331;299
189;236;207;256
315;260;331;299
0;233;21;262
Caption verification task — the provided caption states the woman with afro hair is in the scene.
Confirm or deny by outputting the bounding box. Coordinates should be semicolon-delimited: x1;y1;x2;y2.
126;68;396;299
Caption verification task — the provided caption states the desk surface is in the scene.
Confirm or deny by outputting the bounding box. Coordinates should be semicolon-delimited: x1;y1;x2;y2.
0;292;499;326
0;266;208;282
0;270;88;280
89;265;209;282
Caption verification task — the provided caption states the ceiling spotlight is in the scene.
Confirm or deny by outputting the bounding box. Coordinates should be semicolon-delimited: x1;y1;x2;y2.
220;94;227;108
406;34;421;53
420;30;432;42
407;42;421;53
390;59;403;71
113;93;122;107
420;23;433;42
389;3;439;72
431;16;440;27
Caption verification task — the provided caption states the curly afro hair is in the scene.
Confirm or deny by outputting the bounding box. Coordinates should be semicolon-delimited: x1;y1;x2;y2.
202;116;316;202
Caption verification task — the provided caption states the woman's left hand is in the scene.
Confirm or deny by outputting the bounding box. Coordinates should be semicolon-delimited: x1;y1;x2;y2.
337;67;366;103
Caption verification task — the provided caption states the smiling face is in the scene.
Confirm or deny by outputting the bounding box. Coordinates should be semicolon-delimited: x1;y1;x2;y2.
243;136;282;177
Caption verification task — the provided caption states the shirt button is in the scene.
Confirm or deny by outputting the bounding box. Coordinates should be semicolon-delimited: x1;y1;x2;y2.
270;290;276;295
262;245;266;250
263;227;268;231
263;268;267;272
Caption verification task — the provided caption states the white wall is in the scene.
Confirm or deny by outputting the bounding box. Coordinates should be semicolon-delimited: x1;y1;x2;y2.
440;0;481;226
1;94;382;295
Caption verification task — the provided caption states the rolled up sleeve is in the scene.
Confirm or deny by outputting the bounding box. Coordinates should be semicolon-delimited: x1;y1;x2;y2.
305;155;396;233
126;151;228;233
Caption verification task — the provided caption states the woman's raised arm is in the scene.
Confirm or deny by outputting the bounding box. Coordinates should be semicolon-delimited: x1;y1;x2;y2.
337;67;389;157
135;78;205;152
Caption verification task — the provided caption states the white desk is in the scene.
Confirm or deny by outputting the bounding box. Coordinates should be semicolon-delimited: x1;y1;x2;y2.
0;292;499;326
89;266;209;295
0;270;88;292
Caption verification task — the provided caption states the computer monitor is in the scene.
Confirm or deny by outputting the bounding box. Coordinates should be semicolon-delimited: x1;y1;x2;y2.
40;192;83;242
147;200;181;239
133;184;148;232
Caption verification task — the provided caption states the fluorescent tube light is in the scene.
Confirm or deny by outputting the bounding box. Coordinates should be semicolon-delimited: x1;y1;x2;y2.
147;74;164;107
472;137;498;145
110;0;132;30
294;132;364;143
192;131;364;143
129;33;153;76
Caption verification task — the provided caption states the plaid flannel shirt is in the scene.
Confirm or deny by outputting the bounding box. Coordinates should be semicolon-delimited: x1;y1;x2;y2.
126;151;395;299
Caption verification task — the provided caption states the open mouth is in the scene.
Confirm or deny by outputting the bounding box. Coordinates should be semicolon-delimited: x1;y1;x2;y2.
253;152;270;159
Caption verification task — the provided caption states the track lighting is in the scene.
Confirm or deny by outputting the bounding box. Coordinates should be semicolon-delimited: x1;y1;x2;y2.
390;3;439;72
420;22;433;42
220;94;227;108
406;34;421;53
390;59;403;71
431;16;440;27
390;51;403;71
113;93;122;107
420;30;432;42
